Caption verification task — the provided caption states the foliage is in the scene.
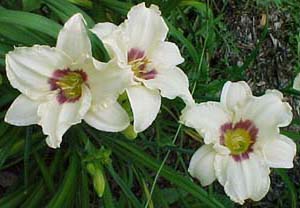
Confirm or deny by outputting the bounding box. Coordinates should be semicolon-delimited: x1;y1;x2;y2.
0;0;299;207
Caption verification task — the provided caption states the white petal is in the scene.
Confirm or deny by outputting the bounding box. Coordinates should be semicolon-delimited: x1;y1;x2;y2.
56;13;91;63
100;29;129;65
38;85;91;148
91;22;118;40
220;154;270;204
126;85;161;133
180;102;232;144
123;3;168;52
84;101;129;132
213;143;230;155
242;90;293;142
6;45;72;100
220;81;252;112
143;67;193;104
263;134;296;168
188;145;217;186
5;95;40;126
87;60;132;105
214;155;230;186
293;73;300;91
149;42;184;69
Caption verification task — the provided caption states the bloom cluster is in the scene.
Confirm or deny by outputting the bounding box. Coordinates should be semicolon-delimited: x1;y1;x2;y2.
4;2;297;205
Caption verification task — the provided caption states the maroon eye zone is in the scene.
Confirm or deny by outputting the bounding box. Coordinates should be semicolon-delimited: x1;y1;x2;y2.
127;48;157;80
220;120;258;162
48;69;88;104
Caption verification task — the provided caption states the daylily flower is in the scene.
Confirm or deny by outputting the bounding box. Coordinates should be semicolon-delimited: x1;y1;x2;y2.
91;3;193;133
5;13;131;148
180;81;296;204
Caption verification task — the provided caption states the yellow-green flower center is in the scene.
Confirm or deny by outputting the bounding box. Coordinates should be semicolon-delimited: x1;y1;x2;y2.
220;120;258;161
127;48;157;80
128;58;151;78
49;69;87;104
56;71;84;100
224;128;253;155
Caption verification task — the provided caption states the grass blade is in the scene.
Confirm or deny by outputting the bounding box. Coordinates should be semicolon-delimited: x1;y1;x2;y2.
276;169;297;208
85;128;225;208
46;152;80;207
33;151;55;194
107;164;143;208
42;0;94;27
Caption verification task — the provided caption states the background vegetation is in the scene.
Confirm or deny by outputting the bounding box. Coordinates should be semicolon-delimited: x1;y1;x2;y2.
0;0;299;207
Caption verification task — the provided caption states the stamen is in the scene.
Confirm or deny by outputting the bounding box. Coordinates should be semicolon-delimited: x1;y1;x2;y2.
128;48;157;80
220;120;258;161
49;69;87;104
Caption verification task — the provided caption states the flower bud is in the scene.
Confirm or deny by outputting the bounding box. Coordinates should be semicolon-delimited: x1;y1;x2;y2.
86;162;105;197
122;124;137;140
92;169;105;197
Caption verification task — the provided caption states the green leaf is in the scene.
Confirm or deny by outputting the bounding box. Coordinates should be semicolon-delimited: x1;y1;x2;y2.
107;164;143;208
0;23;51;45
276;169;297;208
46;152;80;207
22;0;41;11
80;169;90;208
160;188;188;204
24;127;32;190
20;182;45;208
0;130;20;168
281;130;300;141
34;151;55;194
0;186;34;208
86;128;225;208
101;0;131;15
0;42;13;58
180;1;213;18
89;31;110;62
42;0;94;27
0;9;61;38
103;179;115;208
0;58;4;66
67;0;92;9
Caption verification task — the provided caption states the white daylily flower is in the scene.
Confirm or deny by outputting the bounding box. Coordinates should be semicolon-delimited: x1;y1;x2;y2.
180;81;296;204
91;3;193;133
293;73;300;91
5;13;132;148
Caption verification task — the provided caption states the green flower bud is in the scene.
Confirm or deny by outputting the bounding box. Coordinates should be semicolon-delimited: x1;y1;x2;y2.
122;124;137;140
86;163;96;175
86;162;105;197
93;169;105;197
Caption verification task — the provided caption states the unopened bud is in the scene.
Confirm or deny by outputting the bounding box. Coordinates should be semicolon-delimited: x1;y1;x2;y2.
122;124;137;140
93;169;105;197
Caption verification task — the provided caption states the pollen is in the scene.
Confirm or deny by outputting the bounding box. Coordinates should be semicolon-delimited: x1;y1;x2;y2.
49;69;87;104
129;57;151;76
128;48;157;80
223;128;253;155
220;120;258;161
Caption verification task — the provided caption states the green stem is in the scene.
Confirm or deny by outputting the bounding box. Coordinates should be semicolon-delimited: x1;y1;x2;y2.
86;128;224;208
